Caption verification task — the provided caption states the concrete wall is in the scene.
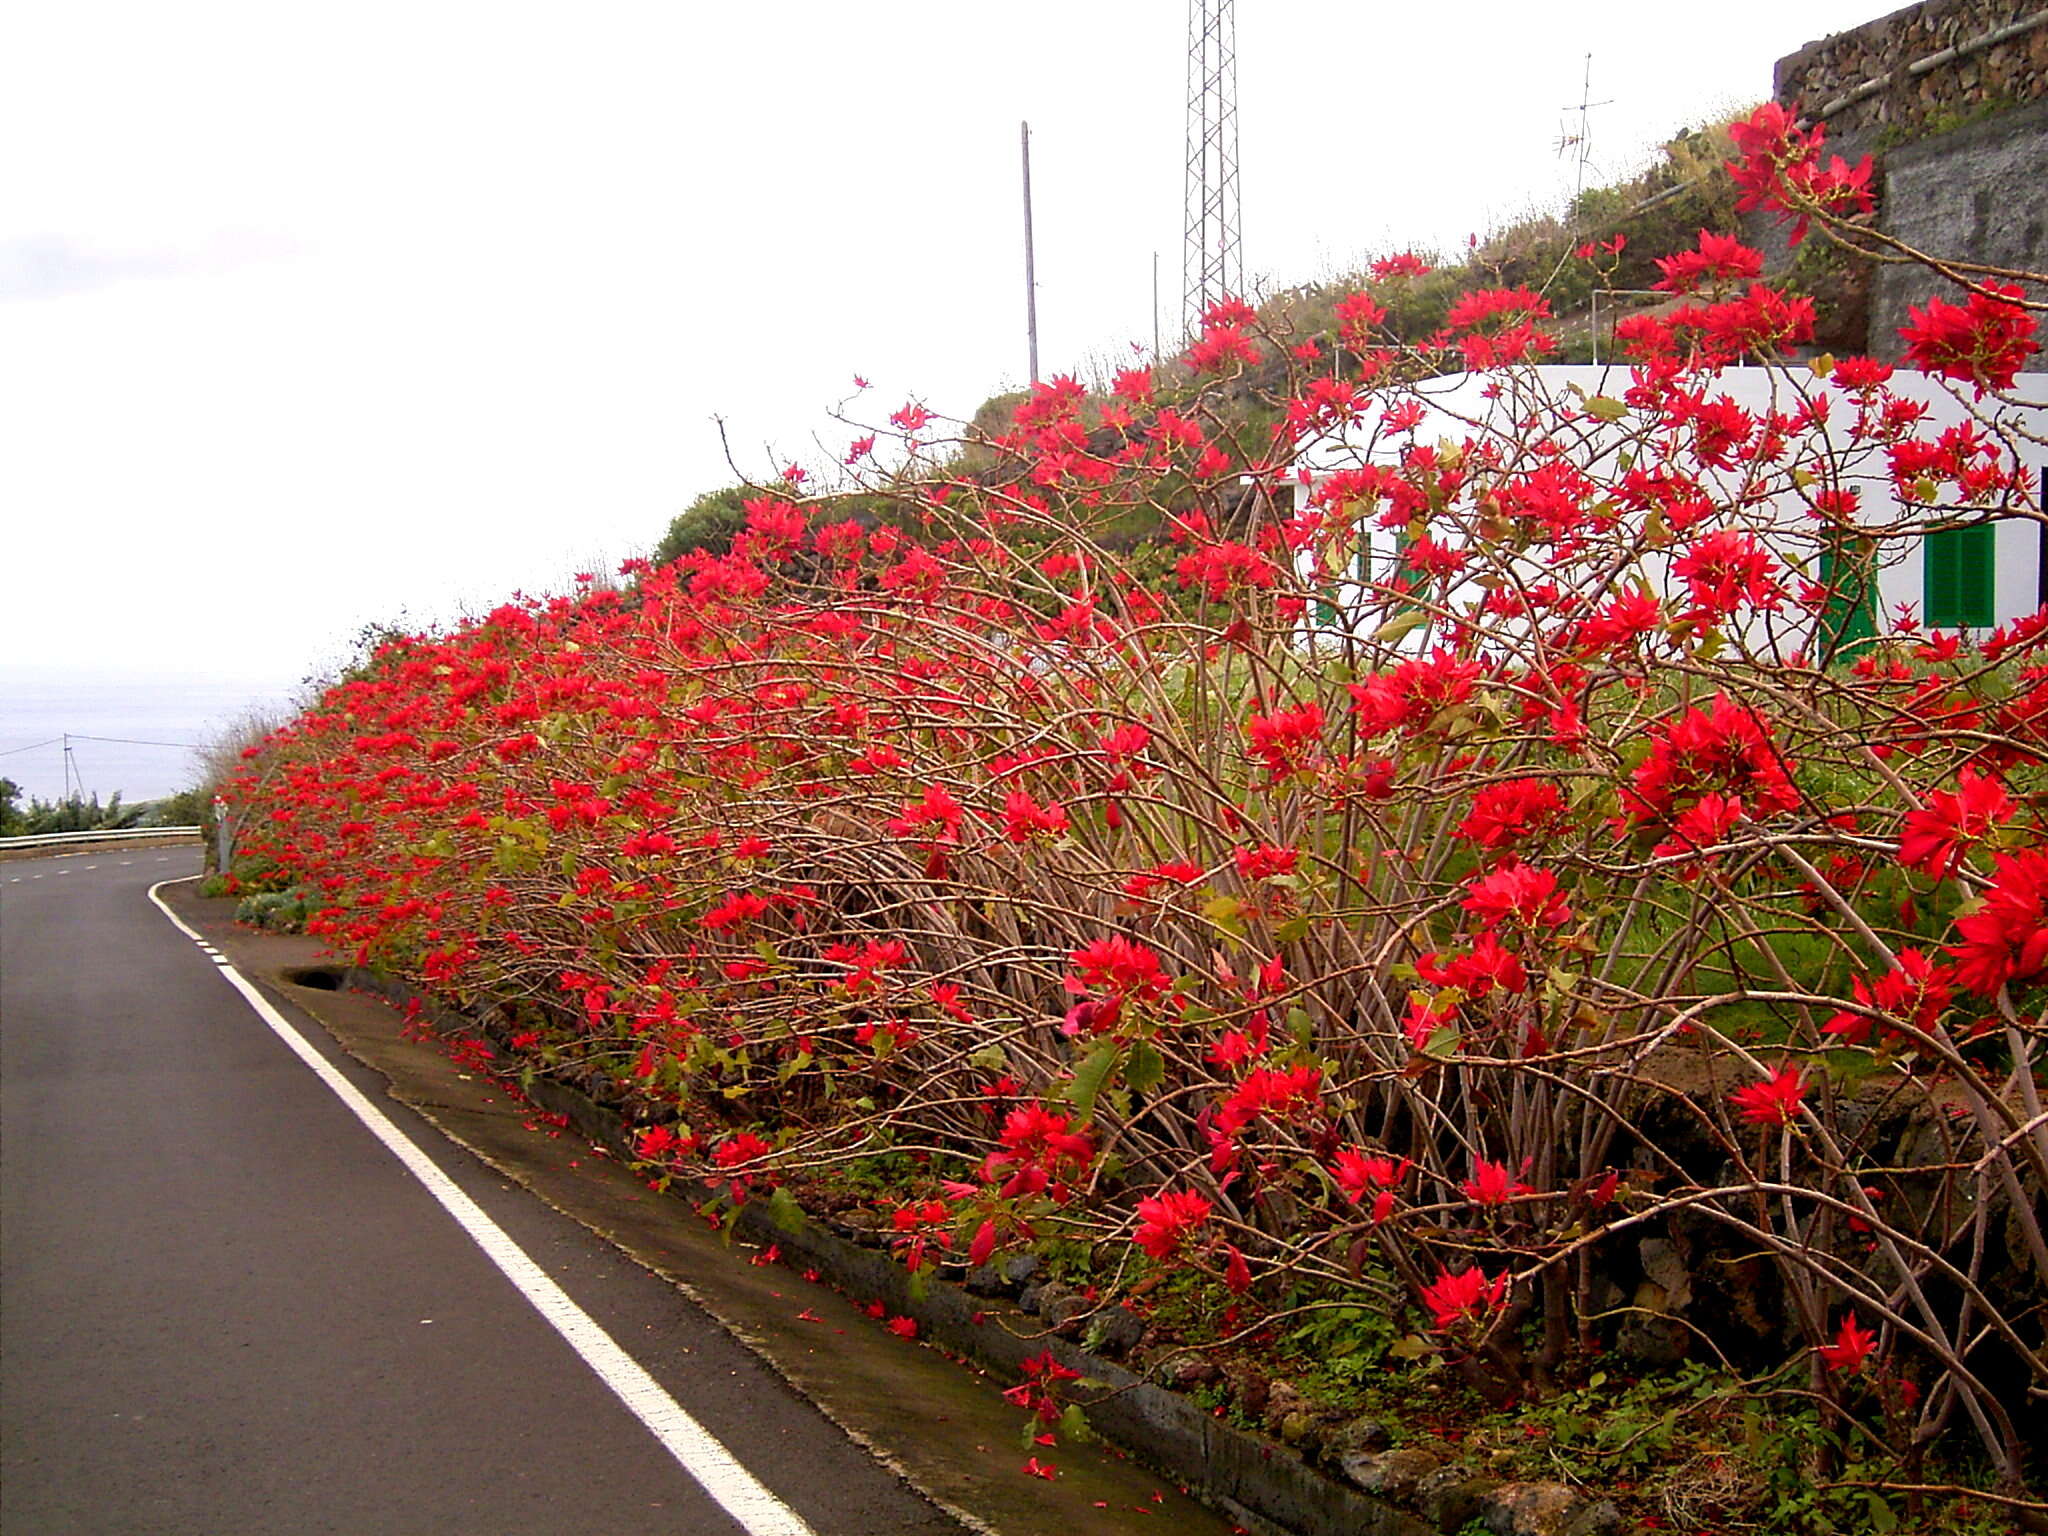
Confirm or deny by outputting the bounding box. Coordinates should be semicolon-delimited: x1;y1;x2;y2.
1294;366;2048;652
1870;94;2048;357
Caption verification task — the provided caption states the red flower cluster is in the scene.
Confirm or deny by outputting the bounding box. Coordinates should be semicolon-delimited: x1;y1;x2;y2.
1727;101;1874;244
1214;1065;1324;1137
1948;849;2048;997
1900;283;2040;394
1825;949;1954;1049
981;1105;1094;1200
1620;693;1799;840
1461;1156;1534;1207
1461;860;1572;932
1455;778;1570;851
1672;529;1782;622
1897;767;2011;879
1348;650;1482;739
1330;1150;1408;1222
1730;1065;1805;1127
1132;1189;1212;1259
1653;230;1764;294
1244;702;1325;778
1818;1313;1879;1373
1420;1265;1509;1333
1066;935;1171;1006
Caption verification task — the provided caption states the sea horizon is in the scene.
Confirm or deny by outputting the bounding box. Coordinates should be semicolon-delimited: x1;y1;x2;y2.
0;665;303;806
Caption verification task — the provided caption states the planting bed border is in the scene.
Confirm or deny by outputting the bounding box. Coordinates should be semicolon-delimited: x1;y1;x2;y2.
328;959;1622;1536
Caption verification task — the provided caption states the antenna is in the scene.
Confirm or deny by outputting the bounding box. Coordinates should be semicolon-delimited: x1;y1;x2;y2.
1182;0;1242;337
1557;53;1613;200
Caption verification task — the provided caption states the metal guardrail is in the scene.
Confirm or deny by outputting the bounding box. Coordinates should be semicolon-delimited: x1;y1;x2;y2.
0;826;203;851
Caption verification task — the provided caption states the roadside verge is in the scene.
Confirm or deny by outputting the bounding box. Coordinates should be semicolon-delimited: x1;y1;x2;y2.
164;882;1621;1536
161;880;1266;1536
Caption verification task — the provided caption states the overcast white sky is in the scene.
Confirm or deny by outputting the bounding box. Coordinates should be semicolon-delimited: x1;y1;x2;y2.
1;0;1886;798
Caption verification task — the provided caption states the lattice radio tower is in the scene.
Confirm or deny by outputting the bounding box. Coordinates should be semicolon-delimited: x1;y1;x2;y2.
1182;0;1242;338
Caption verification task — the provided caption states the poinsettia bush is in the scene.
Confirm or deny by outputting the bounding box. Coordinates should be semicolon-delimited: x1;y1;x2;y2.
226;106;2046;1510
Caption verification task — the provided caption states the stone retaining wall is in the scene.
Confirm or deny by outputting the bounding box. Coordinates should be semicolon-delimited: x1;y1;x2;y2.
1776;0;2047;156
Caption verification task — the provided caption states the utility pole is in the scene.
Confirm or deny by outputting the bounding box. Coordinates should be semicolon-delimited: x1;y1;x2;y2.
1021;120;1040;386
1182;0;1243;336
1146;250;1163;362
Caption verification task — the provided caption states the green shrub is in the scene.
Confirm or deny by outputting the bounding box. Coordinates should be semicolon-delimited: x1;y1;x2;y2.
235;888;309;932
652;485;754;564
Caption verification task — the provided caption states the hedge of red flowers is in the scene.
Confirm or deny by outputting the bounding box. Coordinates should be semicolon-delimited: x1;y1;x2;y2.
227;107;2045;1500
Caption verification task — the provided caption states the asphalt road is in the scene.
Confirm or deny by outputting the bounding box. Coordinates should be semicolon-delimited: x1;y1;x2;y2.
0;850;962;1536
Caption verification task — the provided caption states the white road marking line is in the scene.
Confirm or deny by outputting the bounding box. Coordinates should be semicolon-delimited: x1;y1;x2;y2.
120;860;134;866
84;864;98;869
146;877;815;1536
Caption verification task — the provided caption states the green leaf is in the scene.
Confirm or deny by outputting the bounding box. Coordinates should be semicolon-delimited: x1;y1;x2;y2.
1058;1404;1096;1444
1202;895;1247;940
1584;394;1628;422
1273;914;1312;945
1371;609;1429;645
1286;1005;1315;1049
1064;1043;1120;1124
970;1043;1009;1075
1125;1040;1166;1095
1389;1334;1433;1360
768;1185;807;1236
